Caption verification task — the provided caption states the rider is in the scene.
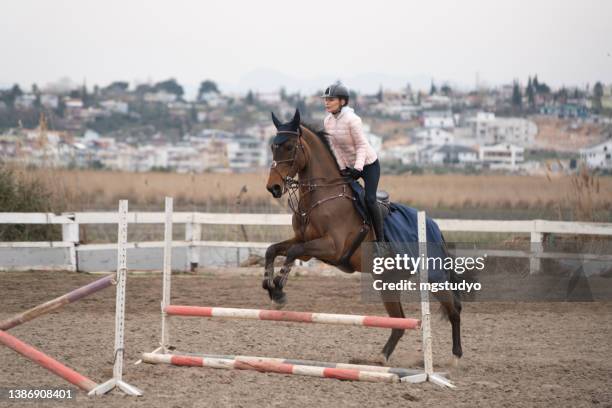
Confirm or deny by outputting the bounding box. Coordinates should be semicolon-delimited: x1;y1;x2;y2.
322;81;385;242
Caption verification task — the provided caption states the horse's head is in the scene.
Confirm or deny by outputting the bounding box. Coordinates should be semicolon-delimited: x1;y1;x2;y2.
266;109;306;198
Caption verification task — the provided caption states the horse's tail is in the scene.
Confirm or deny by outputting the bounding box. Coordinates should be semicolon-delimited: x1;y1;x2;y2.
441;232;479;302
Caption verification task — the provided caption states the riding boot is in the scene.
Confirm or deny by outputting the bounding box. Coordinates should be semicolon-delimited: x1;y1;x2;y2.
367;202;385;242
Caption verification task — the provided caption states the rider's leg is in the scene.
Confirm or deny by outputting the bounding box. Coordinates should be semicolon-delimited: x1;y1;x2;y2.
362;159;385;242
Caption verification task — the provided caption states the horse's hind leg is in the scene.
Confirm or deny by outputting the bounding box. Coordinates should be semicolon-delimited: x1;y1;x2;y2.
381;301;406;361
435;289;463;363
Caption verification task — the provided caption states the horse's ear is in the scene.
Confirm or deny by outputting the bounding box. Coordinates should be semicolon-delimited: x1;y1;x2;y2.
290;109;301;129
271;112;282;129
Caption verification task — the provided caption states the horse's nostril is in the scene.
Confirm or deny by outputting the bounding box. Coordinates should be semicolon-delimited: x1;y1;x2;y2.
272;185;282;197
267;184;282;197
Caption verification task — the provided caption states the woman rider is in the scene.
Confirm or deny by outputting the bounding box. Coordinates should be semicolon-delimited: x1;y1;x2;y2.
321;82;385;242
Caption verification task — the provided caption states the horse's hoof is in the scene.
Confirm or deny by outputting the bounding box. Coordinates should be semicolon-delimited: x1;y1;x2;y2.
262;279;272;290
273;275;284;290
271;291;287;306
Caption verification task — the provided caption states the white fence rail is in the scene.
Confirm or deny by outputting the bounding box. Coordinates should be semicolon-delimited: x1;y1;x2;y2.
1;211;611;273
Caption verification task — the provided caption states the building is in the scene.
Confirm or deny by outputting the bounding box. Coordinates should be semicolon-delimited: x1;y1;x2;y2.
539;103;588;119
40;94;59;109
422;110;455;129
414;128;455;146
579;139;612;169
380;144;424;165
467;112;537;147
226;135;267;171
479;144;525;170
15;94;36;109
100;100;129;115
429;145;479;165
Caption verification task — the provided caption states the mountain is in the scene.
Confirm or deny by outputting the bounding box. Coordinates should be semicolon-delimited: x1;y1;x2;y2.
217;68;441;95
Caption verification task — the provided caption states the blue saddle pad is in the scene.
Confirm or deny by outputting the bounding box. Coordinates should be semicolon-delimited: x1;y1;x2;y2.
349;181;449;283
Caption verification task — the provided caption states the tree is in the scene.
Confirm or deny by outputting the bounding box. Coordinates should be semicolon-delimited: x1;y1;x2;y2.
154;79;184;98
245;90;254;105
81;83;90;107
512;80;522;109
593;81;604;113
376;85;383;103
532;75;550;94
197;80;220;101
441;84;452;96
429;80;437;96
4;84;23;107
555;87;568;104
135;83;154;95
526;77;535;109
106;81;129;91
32;83;41;109
280;87;287;101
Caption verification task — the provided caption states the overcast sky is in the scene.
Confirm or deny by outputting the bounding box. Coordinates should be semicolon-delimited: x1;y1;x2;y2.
1;0;611;94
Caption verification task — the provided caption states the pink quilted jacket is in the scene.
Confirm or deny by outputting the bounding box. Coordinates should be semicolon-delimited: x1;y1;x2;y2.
323;107;378;171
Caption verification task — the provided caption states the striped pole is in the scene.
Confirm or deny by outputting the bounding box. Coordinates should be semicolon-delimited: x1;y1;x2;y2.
142;353;400;383
0;330;97;392
0;274;115;331
164;306;421;330
178;352;423;378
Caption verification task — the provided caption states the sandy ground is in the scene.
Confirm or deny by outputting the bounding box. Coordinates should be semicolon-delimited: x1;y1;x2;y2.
1;270;611;408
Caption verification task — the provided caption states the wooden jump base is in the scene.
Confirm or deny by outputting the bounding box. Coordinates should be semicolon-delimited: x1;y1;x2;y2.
142;197;454;388
0;330;98;392
0;201;142;396
164;305;421;330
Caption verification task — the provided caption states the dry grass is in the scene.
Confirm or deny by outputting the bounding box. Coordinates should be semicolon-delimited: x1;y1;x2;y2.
27;169;612;218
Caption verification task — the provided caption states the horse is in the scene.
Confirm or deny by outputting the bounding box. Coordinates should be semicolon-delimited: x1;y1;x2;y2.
263;109;462;363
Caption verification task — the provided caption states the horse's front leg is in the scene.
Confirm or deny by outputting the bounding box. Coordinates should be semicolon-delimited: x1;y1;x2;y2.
263;237;300;302
271;235;337;305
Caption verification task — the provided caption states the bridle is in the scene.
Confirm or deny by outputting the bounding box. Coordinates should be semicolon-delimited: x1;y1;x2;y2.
269;128;356;232
270;129;305;182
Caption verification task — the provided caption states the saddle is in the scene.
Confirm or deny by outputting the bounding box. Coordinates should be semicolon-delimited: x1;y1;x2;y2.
348;180;391;223
335;181;391;271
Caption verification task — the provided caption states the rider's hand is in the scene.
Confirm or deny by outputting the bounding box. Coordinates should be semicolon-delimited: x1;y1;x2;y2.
340;167;362;180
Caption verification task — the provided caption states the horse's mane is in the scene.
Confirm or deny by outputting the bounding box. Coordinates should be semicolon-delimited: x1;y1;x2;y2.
300;122;340;170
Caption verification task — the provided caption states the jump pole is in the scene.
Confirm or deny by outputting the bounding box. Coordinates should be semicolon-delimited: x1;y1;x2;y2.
142;353;404;383
0;330;98;392
89;200;142;396
0;274;115;331
164;305;420;330
149;351;427;379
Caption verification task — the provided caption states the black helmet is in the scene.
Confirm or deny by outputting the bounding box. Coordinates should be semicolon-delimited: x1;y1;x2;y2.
321;82;349;99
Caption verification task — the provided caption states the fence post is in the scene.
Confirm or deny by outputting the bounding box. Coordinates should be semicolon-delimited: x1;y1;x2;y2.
61;213;79;272
530;220;543;274
185;221;201;272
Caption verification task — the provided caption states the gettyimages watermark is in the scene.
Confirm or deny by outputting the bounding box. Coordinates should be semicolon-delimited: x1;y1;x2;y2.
359;241;612;303
371;251;484;293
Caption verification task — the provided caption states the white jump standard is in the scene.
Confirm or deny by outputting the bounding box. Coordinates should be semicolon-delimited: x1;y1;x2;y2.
142;197;454;387
0;200;142;396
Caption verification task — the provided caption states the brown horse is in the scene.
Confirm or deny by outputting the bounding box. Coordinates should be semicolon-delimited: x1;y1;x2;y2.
264;109;462;362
